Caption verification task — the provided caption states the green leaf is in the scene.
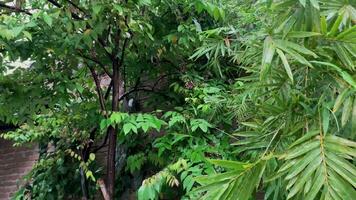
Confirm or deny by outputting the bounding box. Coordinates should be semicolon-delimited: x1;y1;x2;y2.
276;49;294;83
113;5;123;14
287;31;321;38
326;152;356;177
100;119;109;130
213;7;220;21
123;123;132;135
195;170;241;185
320;16;327;34
275;41;313;67
310;61;356;89
334;43;354;70
93;5;102;15
261;36;275;80
219;8;226;20
89;153;95;161
138;0;151;6
285;140;319;159
304;167;324;200
11;26;24;37
352;98;356;136
336;26;356;40
333;88;351;112
342;97;353;126
299;0;306;7
322;107;330;134
309;0;319;10
285;149;320;180
328;13;343;36
287;156;322;199
199;123;208;132
43;13;53;26
289;130;319;148
208;159;250;170
275;40;317;58
327;158;356;188
85;171;95;182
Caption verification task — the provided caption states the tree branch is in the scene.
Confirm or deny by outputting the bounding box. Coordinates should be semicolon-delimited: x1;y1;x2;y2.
47;0;82;20
47;0;61;7
104;80;113;100
87;65;107;116
97;37;115;62
0;3;32;15
65;0;86;14
78;51;112;78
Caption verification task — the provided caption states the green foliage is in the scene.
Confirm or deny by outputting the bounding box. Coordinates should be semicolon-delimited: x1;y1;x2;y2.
137;159;188;200
126;153;146;174
13;152;98;200
190;0;356;199
100;112;166;135
194;160;265;200
1;0;355;199
277;134;356;200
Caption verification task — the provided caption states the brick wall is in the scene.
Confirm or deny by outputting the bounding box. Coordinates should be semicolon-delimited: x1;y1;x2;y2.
0;139;38;200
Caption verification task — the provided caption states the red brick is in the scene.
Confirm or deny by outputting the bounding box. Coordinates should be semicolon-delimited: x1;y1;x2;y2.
0;139;38;200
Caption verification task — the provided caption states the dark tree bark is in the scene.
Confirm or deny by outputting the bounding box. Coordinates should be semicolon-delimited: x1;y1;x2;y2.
106;59;120;199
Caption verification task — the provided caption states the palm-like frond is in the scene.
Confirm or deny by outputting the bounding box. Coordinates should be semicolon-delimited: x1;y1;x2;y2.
194;160;266;200
277;133;356;200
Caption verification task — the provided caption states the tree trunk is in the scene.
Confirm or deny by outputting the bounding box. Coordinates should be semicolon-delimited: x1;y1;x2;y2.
106;60;120;199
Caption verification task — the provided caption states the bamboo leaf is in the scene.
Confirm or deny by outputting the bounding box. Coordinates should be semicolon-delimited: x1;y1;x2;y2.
261;36;275;80
310;61;356;89
285;140;319;160
289;130;319;148
304;167;324;200
333;88;351;112
275;39;317;58
322;107;330;134
341;97;353;126
287;31;321;38
310;0;319;10
276;49;294;83
208;159;250;170
328;13;344;36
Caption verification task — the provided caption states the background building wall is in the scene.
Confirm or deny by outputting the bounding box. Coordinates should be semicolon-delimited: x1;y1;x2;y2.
0;139;38;200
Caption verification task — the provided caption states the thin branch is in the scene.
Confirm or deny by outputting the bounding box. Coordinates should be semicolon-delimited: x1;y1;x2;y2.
118;38;129;67
78;51;112;78
93;132;109;153
47;0;61;7
87;65;107;116
97;37;115;61
124;15;133;36
104;80;113;100
47;0;82;20
65;0;86;14
92;80;113;153
0;3;32;15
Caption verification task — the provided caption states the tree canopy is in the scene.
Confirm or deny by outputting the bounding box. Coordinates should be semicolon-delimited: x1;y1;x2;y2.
0;0;355;200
